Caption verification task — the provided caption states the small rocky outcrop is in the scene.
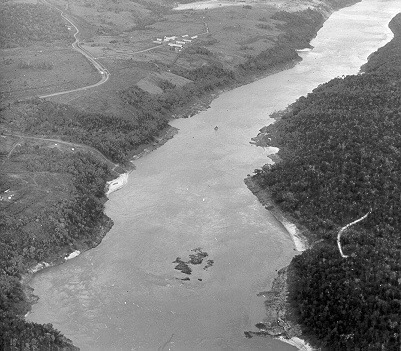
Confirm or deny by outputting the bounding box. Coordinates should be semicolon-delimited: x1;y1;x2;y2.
173;248;214;280
245;266;302;340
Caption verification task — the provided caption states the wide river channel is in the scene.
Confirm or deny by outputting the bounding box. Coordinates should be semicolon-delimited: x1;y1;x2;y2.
28;1;400;350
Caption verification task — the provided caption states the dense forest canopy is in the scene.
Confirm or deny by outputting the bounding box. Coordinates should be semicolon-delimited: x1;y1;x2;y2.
1;98;168;164
271;9;325;49
252;13;401;350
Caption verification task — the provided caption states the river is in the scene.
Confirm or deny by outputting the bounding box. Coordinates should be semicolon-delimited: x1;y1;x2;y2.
27;1;400;350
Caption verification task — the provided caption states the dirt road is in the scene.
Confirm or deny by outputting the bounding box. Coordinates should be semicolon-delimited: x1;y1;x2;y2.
39;0;110;98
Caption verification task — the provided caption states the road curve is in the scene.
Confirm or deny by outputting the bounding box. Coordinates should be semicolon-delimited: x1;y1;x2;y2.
39;0;110;99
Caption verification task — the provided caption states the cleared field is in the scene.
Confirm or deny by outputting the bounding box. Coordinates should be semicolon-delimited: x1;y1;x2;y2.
0;0;330;125
0;0;102;103
0;136;75;227
46;57;150;117
0;0;331;126
74;1;281;70
136;71;192;94
0;44;99;102
38;0;286;114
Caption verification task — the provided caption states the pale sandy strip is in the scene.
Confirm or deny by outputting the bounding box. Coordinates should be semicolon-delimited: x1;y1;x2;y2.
106;172;129;196
278;336;315;351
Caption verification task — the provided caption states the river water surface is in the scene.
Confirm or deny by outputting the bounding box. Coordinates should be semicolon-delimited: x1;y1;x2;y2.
27;1;400;350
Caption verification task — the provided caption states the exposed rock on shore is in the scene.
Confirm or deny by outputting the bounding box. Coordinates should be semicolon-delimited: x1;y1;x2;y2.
245;266;302;339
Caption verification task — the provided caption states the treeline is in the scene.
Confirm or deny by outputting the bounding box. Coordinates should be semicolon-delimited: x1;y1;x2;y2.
1;98;168;163
238;44;300;74
271;9;325;49
122;9;332;107
1;148;112;350
251;14;401;350
238;9;326;74
0;3;71;48
17;61;54;70
185;46;214;56
326;0;362;9
120;65;236;114
2;148;112;273
1;313;78;351
362;12;401;74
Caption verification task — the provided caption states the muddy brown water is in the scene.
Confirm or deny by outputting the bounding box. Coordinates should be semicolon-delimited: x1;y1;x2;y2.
27;1;400;350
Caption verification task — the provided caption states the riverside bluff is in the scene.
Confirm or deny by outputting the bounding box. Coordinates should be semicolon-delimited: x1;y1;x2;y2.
1;0;365;348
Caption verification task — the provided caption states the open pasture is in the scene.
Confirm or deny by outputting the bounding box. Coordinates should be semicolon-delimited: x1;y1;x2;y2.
0;44;99;102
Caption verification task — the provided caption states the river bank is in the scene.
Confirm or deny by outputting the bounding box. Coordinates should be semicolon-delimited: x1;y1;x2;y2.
244;175;314;349
103;0;360;193
245;176;311;251
102;0;357;199
22;216;114;310
245;8;401;350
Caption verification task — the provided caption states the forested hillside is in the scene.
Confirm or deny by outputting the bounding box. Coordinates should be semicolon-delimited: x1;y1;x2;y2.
1;98;168;163
251;13;401;350
121;65;237;115
0;147;110;349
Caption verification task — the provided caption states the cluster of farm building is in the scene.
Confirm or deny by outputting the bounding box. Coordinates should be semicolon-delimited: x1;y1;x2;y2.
153;34;198;51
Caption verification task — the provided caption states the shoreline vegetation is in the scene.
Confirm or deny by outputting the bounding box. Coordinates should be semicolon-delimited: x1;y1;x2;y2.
247;13;401;350
0;0;367;349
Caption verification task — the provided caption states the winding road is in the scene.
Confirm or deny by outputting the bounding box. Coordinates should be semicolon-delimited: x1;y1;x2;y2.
39;0;110;99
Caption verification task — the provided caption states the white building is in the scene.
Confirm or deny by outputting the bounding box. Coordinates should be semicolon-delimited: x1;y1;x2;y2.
164;36;178;42
168;43;183;48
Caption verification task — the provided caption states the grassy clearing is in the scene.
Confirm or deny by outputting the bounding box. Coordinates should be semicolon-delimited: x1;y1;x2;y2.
76;2;280;70
0;45;99;102
1;137;75;224
39;0;285;115
46;58;150;117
